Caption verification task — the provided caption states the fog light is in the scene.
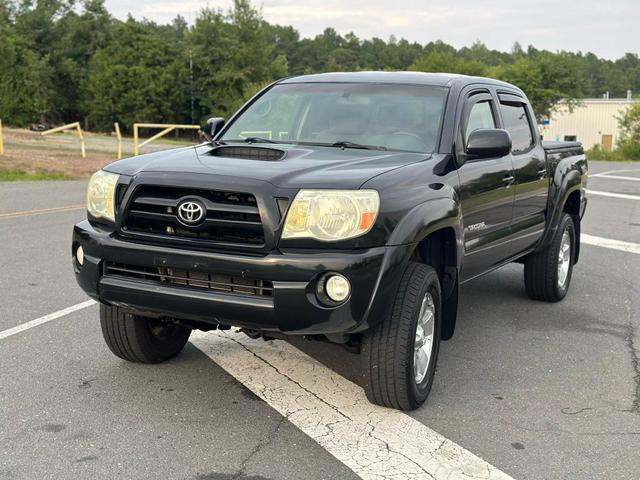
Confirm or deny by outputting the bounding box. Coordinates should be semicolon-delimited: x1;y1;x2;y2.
325;274;350;303
76;245;84;266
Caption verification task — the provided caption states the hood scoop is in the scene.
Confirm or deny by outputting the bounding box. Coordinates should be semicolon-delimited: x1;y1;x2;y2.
209;145;285;161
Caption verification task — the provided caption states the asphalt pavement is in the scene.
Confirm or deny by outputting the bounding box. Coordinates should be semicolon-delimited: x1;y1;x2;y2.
0;161;638;480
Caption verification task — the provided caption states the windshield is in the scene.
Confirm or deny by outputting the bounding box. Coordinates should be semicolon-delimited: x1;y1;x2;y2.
221;83;448;153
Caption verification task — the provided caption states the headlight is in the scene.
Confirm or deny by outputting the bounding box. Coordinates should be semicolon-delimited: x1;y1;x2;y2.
282;189;379;241
87;170;119;222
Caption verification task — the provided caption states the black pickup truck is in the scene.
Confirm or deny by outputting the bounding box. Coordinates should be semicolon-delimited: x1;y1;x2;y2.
73;72;587;410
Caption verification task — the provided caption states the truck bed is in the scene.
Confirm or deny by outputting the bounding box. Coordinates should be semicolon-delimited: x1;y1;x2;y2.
542;140;584;155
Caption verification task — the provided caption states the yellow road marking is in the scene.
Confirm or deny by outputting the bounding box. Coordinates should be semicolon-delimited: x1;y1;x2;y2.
0;204;84;219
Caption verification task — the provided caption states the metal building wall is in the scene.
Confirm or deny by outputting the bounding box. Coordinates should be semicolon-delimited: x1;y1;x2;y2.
540;99;633;149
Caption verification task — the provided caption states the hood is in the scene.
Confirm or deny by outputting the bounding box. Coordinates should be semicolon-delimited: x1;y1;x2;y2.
104;143;430;189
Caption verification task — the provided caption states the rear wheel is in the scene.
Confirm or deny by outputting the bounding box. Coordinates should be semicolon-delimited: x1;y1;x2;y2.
524;213;576;302
100;304;191;363
361;262;442;410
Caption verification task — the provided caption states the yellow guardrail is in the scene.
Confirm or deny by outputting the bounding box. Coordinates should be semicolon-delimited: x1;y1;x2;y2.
0;119;4;155
133;123;200;156
41;121;86;158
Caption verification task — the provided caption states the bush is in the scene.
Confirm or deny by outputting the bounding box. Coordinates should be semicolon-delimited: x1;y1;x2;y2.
587;142;640;161
618;140;640;160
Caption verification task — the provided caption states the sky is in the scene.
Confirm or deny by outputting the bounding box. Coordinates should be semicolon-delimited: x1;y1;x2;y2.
104;0;639;60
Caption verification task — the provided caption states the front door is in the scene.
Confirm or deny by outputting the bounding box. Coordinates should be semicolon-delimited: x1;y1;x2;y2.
457;91;516;282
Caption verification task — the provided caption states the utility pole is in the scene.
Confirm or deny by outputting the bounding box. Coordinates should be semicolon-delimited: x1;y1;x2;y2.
188;9;195;126
190;50;195;126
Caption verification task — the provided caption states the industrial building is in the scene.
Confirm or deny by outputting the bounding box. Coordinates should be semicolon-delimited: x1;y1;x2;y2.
540;93;635;150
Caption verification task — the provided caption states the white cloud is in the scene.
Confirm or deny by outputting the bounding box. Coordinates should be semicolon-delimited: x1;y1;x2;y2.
104;0;639;59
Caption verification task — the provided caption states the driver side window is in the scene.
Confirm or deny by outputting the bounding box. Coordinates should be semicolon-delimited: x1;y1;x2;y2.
464;100;496;145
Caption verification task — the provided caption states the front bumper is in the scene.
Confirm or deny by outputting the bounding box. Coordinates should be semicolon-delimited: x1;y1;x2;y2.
73;220;413;335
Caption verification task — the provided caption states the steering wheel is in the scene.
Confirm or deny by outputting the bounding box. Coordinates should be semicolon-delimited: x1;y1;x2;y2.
389;131;428;150
391;131;423;141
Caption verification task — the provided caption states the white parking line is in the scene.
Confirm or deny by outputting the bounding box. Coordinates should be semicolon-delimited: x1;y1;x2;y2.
593;169;640;176
2;301;515;479
0;300;96;341
591;173;640;182
586;189;640;201
192;331;514;480
582;234;640;255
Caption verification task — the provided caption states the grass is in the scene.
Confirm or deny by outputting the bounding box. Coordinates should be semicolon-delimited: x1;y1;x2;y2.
0;168;69;181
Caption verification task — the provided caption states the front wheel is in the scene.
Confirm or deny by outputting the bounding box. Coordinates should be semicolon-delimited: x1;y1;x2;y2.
100;304;191;363
361;262;442;410
524;213;576;302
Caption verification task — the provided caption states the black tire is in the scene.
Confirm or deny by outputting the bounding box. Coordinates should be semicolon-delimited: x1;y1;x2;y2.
524;213;576;302
100;304;191;363
361;262;442;410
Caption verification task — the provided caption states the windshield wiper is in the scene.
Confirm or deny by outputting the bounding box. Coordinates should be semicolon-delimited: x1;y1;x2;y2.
243;137;276;144
331;141;387;151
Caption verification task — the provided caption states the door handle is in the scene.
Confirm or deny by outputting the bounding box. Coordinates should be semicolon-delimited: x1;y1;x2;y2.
502;175;515;187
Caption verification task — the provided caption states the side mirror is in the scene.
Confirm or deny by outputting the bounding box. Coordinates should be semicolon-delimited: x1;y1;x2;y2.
201;117;225;141
465;129;512;159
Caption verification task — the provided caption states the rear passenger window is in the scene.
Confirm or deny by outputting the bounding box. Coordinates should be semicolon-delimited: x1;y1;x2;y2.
500;102;534;153
465;101;495;144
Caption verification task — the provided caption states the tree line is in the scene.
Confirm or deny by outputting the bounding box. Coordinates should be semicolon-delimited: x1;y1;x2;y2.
1;0;639;133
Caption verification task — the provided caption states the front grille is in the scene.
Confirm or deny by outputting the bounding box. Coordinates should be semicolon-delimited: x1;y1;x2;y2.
104;262;273;297
122;186;265;249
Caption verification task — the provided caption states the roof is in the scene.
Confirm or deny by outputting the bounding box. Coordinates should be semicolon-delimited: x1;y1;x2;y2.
576;98;635;104
279;71;519;91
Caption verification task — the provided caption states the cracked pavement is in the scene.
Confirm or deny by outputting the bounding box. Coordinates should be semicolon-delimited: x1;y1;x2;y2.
192;331;513;479
1;161;639;480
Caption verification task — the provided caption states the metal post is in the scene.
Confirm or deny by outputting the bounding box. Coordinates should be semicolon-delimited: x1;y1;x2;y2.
41;122;86;159
138;126;175;150
0;119;4;156
114;122;122;160
134;124;139;156
76;123;86;159
133;123;200;155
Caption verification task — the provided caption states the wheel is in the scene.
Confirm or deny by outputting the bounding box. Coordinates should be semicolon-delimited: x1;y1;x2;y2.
524;213;576;302
100;304;191;363
361;262;442;410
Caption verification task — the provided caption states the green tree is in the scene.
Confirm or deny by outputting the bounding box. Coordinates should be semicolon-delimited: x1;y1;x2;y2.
617;101;640;158
409;51;487;76
189;0;287;121
87;18;189;131
2;0;640;133
490;53;584;121
1;0;113;124
0;18;55;124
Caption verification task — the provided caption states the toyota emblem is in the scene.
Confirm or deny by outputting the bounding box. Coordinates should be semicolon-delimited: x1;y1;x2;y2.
176;199;206;225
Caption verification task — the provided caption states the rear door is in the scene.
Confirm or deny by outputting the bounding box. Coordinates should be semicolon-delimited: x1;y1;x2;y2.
456;90;516;281
497;93;548;254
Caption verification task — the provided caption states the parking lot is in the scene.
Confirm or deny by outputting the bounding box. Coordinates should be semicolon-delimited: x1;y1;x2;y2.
0;160;638;480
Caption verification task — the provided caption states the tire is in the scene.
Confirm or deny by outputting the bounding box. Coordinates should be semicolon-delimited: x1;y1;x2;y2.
361;262;442;410
524;213;576;302
100;304;191;363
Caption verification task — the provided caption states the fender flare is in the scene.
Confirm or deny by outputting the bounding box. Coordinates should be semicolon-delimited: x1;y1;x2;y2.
537;168;583;252
387;196;463;289
387;197;463;250
387;197;463;340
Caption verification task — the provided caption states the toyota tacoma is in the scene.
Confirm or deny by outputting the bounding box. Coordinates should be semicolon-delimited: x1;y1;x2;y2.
73;72;587;410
